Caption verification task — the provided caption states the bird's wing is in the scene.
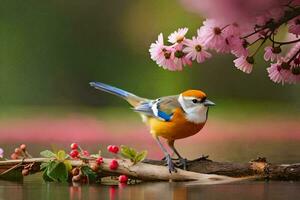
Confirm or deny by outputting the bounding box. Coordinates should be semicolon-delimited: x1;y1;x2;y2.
134;95;180;121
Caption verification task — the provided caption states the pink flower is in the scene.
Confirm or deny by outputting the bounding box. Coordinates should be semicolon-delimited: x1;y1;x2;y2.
233;56;254;73
264;46;281;62
183;37;212;63
168;28;189;44
149;33;177;71
216;35;242;53
223;23;241;37
231;38;248;57
172;44;192;70
149;33;165;62
156;47;178;71
284;69;298;84
267;60;300;84
267;63;286;84
288;17;300;36
197;19;225;49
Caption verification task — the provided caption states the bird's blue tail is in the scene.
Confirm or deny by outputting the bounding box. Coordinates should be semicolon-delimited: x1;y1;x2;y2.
89;82;146;106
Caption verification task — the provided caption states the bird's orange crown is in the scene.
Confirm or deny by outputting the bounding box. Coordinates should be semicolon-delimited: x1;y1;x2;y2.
181;90;206;99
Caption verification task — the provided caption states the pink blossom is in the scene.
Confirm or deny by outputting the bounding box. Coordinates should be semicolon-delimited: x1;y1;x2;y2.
149;33;165;62
156;47;178;71
284;69;299;84
183;37;212;63
288;17;300;36
223;23;241;36
216;35;241;53
149;34;178;71
233;56;254;73
180;0;285;25
231;38;248;57
173;43;192;70
168;28;189;44
267;63;287;84
264;46;281;62
197;19;225;49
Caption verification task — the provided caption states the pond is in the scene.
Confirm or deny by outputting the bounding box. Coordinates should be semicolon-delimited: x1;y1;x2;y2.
1;177;300;200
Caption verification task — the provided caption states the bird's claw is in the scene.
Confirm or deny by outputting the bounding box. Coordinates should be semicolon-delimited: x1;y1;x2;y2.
161;156;180;161
164;154;177;173
175;158;188;170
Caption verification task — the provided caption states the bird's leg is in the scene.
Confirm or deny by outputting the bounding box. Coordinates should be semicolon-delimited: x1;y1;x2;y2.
155;137;177;173
167;140;188;170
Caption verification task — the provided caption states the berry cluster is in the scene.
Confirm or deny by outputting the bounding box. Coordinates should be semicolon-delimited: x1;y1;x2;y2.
10;144;31;160
149;2;300;84
69;143;128;184
69;143;90;159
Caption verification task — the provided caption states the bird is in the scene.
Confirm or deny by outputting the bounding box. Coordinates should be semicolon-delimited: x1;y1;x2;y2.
89;82;215;173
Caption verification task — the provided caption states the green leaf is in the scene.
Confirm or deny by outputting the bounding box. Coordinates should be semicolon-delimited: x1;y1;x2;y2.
134;150;147;164
42;170;54;182
40;162;50;170
81;166;97;183
46;161;68;182
120;146;137;161
40;150;56;158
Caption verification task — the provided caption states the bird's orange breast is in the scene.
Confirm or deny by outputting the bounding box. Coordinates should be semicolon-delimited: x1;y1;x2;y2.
147;108;205;140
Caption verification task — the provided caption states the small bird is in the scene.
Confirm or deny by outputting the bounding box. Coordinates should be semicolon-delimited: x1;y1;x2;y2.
90;82;215;172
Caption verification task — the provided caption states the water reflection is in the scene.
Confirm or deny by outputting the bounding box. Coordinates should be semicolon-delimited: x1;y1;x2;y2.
1;179;300;200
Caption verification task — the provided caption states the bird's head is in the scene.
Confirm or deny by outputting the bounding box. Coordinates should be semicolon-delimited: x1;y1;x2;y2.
178;90;215;123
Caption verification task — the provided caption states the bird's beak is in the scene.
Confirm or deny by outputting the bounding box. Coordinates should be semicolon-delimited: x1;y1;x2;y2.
203;99;216;106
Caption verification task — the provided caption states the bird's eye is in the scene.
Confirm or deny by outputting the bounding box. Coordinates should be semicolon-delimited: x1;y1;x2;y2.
192;99;198;103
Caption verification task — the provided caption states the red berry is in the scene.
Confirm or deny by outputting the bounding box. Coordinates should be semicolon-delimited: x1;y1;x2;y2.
109;159;119;170
83;150;90;156
96;157;103;165
70;143;79;150
118;175;128;183
69;150;79;158
107;145;119;154
112;146;119;154
107;145;113;152
20;144;26;151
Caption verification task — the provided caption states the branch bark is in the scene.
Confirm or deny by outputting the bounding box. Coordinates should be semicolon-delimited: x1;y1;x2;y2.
0;157;299;184
143;157;300;181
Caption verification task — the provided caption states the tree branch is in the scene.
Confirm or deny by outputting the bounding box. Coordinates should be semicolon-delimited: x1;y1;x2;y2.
1;157;300;184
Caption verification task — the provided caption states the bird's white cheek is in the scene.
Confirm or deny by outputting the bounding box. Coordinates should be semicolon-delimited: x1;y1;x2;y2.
185;106;208;124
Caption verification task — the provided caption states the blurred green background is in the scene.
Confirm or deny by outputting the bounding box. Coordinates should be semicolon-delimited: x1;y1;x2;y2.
0;0;299;115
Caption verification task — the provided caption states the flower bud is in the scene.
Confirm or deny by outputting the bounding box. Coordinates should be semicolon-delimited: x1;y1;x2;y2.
291;67;300;75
